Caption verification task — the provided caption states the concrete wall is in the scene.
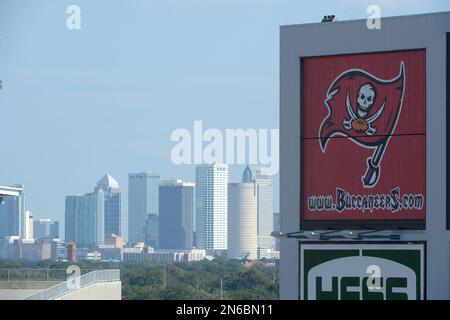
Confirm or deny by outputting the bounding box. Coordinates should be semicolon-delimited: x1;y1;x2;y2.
0;281;61;289
280;11;450;299
0;289;41;300
56;281;121;300
0;281;61;300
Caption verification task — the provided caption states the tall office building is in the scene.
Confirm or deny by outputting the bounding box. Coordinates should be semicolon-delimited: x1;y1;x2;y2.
145;214;159;248
95;174;121;242
65;189;105;248
33;219;60;240
67;242;77;262
25;211;33;240
227;183;257;260
0;185;26;239
242;166;274;258
159;180;194;250
195;164;228;254
128;172;160;244
51;239;66;261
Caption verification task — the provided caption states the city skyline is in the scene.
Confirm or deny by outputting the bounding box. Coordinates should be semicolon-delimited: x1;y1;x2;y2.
1;163;275;243
3;164;273;244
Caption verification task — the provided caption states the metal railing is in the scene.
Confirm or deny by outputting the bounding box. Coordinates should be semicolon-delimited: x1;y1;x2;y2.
0;269;94;282
23;269;120;300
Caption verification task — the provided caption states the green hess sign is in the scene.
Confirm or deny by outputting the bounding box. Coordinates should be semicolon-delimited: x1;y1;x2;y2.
300;242;425;300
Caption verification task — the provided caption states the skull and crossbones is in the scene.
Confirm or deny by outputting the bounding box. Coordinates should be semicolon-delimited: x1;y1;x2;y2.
343;83;385;136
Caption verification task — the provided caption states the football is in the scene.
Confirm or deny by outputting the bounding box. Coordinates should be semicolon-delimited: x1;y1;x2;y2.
352;118;369;132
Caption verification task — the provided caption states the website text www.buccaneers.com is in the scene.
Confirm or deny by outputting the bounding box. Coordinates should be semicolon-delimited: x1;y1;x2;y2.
307;187;424;213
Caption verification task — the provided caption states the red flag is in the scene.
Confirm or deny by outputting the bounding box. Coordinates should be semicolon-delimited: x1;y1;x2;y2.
319;62;405;187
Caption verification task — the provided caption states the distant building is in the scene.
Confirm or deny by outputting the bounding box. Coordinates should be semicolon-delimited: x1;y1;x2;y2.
97;245;122;261
86;251;102;261
25;211;34;240
122;245;145;255
0;236;21;260
95;174;122;243
67;242;77;262
51;239;67;261
21;240;52;261
159;180;194;250
273;212;280;252
0;238;51;261
128;172;160;244
195;164;228;255
242;166;273;258
77;248;102;261
145;214;159;248
97;234;124;260
109;234;124;249
123;249;206;263
0;185;26;239
65;189;105;248
75;247;101;261
33;219;60;240
259;248;280;260
228;183;258;260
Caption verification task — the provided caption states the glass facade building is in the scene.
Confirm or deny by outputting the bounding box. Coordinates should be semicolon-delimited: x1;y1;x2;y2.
33;219;60;240
0;185;26;239
65;189;105;248
159;180;194;250
128;172;160;244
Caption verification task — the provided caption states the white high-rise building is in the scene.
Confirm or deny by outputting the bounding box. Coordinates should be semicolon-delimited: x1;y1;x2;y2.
195;164;229;254
25;211;34;240
128;172;160;244
96;174;122;243
242;166;273;258
228;183;257;260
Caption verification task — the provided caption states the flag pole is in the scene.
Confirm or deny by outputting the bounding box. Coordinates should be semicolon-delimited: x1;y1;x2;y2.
362;138;388;188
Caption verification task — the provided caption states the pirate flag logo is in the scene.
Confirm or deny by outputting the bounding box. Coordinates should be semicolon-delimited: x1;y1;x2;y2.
319;62;405;188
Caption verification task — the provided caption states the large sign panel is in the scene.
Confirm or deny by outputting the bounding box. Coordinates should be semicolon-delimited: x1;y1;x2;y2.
299;242;425;300
301;49;426;229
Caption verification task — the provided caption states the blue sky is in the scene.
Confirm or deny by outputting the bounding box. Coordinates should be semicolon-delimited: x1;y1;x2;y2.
0;0;449;239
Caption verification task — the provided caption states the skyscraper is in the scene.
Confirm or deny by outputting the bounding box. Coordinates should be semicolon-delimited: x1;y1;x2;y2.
228;183;257;260
242;166;273;258
159;180;194;250
95;174;121;242
195;164;228;254
65;196;80;246
128;172;160;244
145;214;159;248
65;189;105;248
33;219;60;240
0;185;26;239
50;221;60;240
67;242;77;262
25;211;33;240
